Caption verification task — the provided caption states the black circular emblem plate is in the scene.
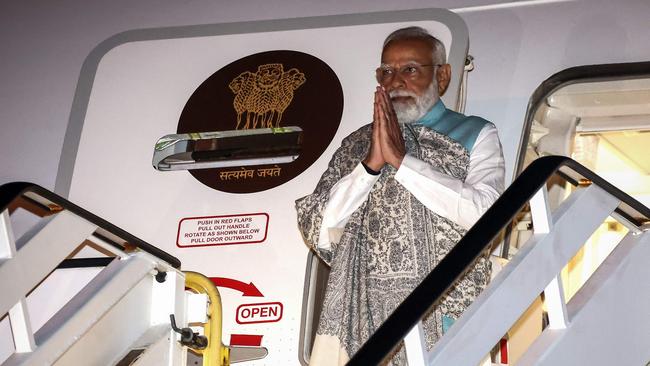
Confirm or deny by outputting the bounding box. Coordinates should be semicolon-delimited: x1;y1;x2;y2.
177;50;344;193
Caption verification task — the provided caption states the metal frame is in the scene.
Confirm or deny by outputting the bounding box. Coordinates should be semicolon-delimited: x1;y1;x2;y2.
347;156;650;365
426;184;617;365
0;182;181;268
0;183;186;365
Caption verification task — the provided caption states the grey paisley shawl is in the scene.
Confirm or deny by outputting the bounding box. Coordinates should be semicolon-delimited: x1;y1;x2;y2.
295;123;491;365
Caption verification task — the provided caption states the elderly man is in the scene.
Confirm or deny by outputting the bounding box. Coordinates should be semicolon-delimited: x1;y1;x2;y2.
296;26;505;365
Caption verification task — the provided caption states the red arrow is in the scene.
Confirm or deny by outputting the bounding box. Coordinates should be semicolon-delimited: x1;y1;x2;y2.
209;277;264;297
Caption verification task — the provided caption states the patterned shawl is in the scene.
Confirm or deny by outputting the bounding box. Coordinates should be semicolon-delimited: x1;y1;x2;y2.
296;123;491;365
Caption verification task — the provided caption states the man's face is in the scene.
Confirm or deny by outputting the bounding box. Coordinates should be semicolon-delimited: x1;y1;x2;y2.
378;38;439;123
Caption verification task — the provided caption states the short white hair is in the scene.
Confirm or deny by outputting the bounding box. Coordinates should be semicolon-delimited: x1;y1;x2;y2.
383;26;446;65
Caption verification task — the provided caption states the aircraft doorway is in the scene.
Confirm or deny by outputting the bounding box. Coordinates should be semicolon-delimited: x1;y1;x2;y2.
516;62;650;300
492;62;650;364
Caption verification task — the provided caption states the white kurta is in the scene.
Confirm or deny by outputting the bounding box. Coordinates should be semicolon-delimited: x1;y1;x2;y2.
318;124;505;250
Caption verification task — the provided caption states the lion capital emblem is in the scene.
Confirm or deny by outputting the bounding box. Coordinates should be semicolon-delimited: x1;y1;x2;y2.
228;63;306;130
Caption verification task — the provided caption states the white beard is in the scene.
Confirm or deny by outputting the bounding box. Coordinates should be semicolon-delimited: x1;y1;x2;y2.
389;81;439;124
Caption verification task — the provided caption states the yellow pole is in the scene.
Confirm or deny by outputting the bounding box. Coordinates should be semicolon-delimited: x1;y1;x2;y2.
184;271;230;366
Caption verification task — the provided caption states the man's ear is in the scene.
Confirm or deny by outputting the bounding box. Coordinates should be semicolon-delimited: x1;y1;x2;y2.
436;64;452;96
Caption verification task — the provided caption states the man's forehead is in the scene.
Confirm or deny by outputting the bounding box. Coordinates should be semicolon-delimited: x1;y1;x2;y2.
379;60;422;68
381;39;434;63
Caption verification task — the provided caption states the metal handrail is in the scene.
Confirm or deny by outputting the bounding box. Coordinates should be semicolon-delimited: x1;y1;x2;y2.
347;155;650;365
185;271;230;366
0;182;181;268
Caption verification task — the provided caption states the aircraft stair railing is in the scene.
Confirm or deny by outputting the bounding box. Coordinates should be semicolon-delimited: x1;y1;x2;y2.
0;182;237;365
347;156;650;366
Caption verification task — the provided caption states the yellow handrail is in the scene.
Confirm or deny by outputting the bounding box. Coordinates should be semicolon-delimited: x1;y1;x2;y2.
184;271;230;366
